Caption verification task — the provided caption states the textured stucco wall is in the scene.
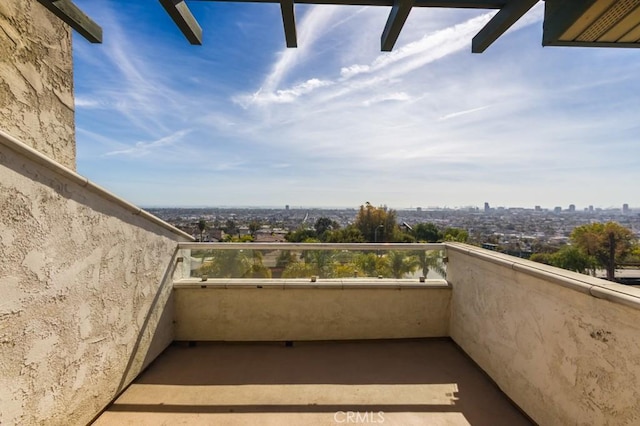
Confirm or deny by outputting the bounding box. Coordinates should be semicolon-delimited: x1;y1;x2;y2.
174;282;451;341
447;245;640;426
0;0;75;169
0;143;190;425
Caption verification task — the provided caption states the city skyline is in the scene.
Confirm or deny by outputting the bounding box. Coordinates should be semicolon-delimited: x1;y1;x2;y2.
143;202;636;211
73;2;640;208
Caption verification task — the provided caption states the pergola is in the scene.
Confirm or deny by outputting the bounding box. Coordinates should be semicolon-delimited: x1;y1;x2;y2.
38;0;640;52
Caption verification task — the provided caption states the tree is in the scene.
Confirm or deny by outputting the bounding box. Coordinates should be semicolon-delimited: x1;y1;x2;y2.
354;202;398;242
197;219;207;242
531;246;596;275
414;223;441;242
314;217;339;241
285;228;316;242
571;222;636;281
224;219;238;236
414;250;447;278
550;245;596;275
248;221;261;238
442;227;469;243
382;251;419;279
324;226;365;243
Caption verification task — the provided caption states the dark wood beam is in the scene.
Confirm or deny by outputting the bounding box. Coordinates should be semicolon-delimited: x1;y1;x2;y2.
471;0;539;53
381;0;415;51
159;0;203;45
36;0;102;43
280;0;298;47
190;0;505;8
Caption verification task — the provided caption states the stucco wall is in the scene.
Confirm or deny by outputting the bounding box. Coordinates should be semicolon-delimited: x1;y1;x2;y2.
0;142;191;425
174;281;451;341
447;244;640;426
0;0;75;169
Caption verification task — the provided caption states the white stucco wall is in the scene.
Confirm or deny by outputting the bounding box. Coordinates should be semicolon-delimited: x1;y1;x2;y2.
0;0;75;169
0;140;191;425
174;280;451;341
447;243;640;426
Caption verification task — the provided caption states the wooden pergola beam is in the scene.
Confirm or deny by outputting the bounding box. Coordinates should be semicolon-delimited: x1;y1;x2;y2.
36;0;102;43
471;0;538;53
159;0;203;45
381;0;415;51
280;0;298;47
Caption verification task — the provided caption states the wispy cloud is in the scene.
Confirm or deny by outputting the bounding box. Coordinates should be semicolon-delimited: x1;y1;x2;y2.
105;129;191;157
236;11;497;108
73;1;640;208
438;105;491;121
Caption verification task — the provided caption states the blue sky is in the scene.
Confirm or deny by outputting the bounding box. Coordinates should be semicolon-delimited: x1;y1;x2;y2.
72;1;640;210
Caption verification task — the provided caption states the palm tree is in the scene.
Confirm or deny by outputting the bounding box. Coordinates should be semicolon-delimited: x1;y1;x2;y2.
414;250;447;279
385;251;419;279
197;219;207;242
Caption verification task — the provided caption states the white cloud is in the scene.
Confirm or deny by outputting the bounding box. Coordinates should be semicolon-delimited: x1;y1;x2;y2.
236;78;333;106
340;64;371;78
105;129;191;157
74;97;101;108
73;1;640;208
438;105;491;121
362;92;411;106
261;6;341;93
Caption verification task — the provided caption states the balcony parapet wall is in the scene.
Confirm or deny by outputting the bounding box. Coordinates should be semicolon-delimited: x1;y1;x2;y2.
446;243;640;426
0;134;192;425
173;279;451;341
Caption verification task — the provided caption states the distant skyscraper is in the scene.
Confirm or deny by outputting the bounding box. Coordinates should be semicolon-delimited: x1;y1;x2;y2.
416;207;422;212
534;205;541;212
569;204;576;212
484;202;490;213
554;206;562;214
623;203;630;214
589;205;594;213
285;205;289;210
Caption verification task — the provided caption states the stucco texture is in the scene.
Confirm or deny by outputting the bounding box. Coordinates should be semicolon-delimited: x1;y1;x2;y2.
174;285;451;341
0;144;189;425
447;246;640;426
0;0;75;169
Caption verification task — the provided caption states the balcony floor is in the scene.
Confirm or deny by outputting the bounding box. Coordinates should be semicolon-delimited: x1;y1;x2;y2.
93;339;533;426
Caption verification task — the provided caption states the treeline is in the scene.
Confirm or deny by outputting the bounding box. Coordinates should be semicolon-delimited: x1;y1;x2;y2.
198;248;446;280
530;222;639;281
286;202;468;243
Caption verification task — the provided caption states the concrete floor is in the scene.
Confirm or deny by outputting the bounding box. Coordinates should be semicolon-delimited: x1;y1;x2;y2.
93;339;533;426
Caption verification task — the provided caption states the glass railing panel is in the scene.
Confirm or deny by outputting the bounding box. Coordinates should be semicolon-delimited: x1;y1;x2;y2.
180;243;447;281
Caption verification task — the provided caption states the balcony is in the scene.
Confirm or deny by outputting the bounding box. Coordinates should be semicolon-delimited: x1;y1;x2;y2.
1;129;638;424
87;242;639;425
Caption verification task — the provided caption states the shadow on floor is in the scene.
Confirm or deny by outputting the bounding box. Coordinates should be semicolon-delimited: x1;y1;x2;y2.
97;339;534;426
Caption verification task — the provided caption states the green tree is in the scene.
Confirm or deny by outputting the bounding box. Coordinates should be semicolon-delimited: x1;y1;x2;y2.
248;221;261;238
285;228;317;242
276;250;297;269
245;250;272;278
282;261;317;278
353;252;380;277
354;202;397;242
414;250;447;278
571;222;636;281
382;251;419;279
197;219;207;242
442;227;469;243
224;219;238;236
314;217;339;241
550;245;596;275
414;223;441;242
325;226;365;243
530;252;554;265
